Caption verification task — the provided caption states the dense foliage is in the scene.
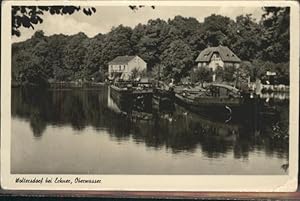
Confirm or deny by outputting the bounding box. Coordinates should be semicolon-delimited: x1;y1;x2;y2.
12;6;97;37
12;7;290;86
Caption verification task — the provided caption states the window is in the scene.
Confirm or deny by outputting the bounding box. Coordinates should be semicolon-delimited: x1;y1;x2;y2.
212;53;220;61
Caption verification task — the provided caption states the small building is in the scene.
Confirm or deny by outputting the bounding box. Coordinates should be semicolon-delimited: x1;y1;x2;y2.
195;45;241;71
108;55;147;80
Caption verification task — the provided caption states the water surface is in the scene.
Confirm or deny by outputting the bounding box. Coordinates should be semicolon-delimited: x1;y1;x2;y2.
11;87;289;174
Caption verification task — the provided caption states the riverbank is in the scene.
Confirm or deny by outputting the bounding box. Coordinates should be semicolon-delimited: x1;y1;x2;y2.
12;79;290;95
12;81;106;89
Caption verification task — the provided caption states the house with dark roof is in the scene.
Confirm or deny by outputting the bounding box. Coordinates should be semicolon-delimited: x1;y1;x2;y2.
195;45;241;71
108;55;147;80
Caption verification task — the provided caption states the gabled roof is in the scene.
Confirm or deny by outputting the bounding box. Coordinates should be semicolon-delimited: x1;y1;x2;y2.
108;56;136;65
196;46;241;63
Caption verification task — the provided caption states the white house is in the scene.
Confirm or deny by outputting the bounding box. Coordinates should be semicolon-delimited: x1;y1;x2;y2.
195;45;241;71
108;55;147;80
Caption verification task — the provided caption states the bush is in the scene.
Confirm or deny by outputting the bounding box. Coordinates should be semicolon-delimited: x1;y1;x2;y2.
91;71;105;82
249;60;289;84
190;67;213;85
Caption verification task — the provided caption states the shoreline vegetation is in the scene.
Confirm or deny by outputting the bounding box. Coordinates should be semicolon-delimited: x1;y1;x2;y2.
12;8;290;90
12;80;106;89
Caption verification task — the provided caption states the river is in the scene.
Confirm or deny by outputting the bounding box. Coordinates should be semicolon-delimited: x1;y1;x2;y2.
11;86;289;174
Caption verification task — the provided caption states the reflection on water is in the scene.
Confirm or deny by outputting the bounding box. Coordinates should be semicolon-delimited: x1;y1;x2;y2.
259;92;289;100
11;86;289;174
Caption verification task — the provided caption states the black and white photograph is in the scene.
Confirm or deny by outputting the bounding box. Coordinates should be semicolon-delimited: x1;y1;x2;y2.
1;0;299;191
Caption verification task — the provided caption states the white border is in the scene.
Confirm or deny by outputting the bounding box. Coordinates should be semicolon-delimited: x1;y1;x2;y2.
1;0;299;192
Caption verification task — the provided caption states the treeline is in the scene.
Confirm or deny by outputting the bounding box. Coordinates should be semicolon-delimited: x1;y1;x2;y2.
12;7;289;86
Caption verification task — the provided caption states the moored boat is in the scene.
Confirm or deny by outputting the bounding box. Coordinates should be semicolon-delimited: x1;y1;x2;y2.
110;81;153;113
174;83;243;115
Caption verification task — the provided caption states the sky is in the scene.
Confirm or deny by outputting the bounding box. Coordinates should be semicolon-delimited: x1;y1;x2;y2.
12;6;264;43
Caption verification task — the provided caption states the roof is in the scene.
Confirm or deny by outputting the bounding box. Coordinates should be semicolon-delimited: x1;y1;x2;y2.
195;46;241;63
209;83;240;93
108;56;136;65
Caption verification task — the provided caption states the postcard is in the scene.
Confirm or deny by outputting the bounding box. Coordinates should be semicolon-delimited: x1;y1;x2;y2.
1;0;299;192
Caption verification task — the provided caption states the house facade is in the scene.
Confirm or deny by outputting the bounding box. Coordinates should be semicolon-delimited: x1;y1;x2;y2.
195;45;241;71
108;55;147;80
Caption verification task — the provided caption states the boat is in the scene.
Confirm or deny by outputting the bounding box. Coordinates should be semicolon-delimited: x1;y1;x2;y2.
152;82;175;112
174;83;243;115
110;80;153;113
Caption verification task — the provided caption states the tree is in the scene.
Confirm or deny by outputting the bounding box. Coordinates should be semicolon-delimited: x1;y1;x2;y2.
249;60;268;80
12;31;51;85
168;16;202;47
239;61;252;80
227;14;262;61
202;14;233;46
259;7;290;63
12;9;290;86
190;67;212;86
63;32;89;79
12;6;96;37
135;19;170;70
84;33;106;77
131;68;139;80
150;64;164;80
223;65;236;82
161;39;194;82
100;25;134;71
131;23;147;53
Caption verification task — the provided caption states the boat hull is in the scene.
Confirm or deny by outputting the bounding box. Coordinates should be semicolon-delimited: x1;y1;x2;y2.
153;88;175;112
174;93;243;116
110;85;153;113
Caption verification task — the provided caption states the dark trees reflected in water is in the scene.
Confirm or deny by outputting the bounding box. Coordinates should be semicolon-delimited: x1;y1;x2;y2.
11;87;289;160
